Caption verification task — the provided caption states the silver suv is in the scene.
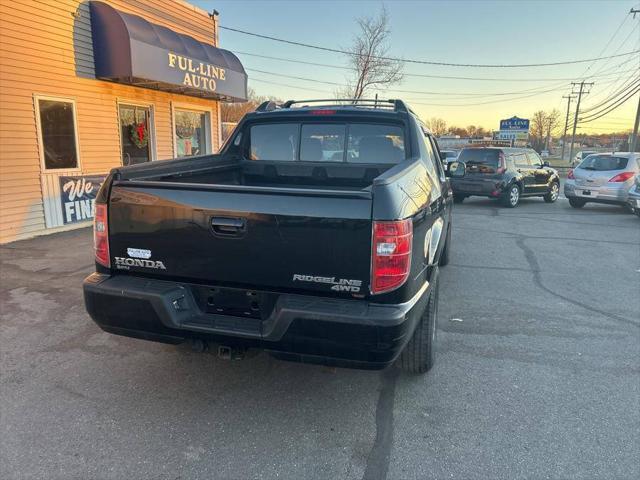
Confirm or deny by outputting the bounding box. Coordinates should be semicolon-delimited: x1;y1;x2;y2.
564;152;640;208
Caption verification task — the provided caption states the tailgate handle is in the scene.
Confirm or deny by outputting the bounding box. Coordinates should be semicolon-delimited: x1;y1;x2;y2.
211;217;246;236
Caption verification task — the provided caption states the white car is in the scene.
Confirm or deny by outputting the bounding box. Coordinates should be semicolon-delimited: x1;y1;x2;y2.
440;150;458;165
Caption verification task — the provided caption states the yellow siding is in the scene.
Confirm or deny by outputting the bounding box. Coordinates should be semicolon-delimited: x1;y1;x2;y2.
0;0;222;243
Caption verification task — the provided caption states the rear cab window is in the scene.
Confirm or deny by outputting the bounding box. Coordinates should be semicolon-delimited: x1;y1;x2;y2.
578;155;629;171
249;123;298;161
458;148;501;174
246;122;406;164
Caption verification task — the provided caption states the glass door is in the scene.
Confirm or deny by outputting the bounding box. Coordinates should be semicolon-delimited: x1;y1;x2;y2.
174;109;210;157
119;104;152;165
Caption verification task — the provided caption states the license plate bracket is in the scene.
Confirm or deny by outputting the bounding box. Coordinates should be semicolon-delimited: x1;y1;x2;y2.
578;189;597;198
192;286;277;320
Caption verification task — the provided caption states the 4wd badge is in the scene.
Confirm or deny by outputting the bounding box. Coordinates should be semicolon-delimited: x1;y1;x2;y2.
292;274;362;292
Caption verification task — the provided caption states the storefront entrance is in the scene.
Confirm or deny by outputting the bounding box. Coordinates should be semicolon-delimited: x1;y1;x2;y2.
119;104;152;165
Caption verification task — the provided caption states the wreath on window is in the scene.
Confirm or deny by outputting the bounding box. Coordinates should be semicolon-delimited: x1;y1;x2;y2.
130;123;149;148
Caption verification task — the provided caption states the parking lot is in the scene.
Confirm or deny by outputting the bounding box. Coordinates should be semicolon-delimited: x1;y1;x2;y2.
1;196;639;480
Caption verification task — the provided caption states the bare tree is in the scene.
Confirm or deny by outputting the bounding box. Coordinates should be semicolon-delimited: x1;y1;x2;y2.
466;125;478;137
530;110;547;151
221;88;281;123
448;126;469;137
426;117;447;136
343;7;404;100
545;109;561;151
530;109;561;152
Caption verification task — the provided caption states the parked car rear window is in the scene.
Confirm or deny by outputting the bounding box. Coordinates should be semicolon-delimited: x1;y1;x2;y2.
457;149;500;173
578;155;629;171
248;122;405;164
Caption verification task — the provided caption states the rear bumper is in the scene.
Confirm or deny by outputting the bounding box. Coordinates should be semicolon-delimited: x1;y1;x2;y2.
450;178;504;197
564;181;630;204
83;273;432;369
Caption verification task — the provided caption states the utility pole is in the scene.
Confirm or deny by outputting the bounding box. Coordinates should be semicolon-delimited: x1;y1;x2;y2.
628;8;639;151
568;81;593;164
631;94;640;152
560;95;575;161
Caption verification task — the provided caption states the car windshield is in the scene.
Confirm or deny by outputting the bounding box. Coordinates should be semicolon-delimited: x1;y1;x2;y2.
578;155;629;171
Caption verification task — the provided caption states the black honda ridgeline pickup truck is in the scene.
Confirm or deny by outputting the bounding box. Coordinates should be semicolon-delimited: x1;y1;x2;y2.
83;99;454;373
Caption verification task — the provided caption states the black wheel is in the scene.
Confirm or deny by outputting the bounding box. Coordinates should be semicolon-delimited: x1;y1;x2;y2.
438;224;451;267
453;195;465;204
569;197;586;208
544;181;560;203
399;275;439;374
502;184;520;208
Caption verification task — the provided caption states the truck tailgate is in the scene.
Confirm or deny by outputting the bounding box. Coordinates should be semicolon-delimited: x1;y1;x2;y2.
108;182;373;296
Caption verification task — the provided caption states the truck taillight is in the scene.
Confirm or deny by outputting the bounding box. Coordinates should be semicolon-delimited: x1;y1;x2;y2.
496;151;506;174
94;204;110;267
608;171;634;183
371;219;412;294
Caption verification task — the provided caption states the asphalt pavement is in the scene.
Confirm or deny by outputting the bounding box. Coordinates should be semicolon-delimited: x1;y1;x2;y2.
1;195;639;480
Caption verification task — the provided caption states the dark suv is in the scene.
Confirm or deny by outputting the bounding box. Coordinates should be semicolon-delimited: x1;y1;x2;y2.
449;147;560;207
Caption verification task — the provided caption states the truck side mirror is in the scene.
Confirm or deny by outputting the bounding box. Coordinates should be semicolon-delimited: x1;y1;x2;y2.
446;161;465;178
543;160;550;167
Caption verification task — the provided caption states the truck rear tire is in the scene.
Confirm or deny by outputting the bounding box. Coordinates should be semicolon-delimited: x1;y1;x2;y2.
399;276;438;374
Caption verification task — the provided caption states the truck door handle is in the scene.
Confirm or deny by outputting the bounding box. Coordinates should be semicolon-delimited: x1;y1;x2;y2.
211;217;246;236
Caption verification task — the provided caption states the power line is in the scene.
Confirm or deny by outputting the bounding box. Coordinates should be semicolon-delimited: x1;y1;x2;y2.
580;81;639;119
580;87;640;123
236;50;639;82
220;25;640;68
581;79;640;115
245;67;573;97
577;13;630;79
585;22;640;79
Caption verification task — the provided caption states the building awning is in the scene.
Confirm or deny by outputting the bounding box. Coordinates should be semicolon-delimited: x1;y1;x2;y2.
89;1;247;102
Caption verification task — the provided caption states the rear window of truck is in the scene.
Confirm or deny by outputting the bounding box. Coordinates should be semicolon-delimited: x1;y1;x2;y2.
578;155;629;171
248;123;405;164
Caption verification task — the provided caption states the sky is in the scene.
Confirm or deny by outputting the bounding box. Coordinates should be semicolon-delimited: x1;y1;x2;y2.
193;0;640;134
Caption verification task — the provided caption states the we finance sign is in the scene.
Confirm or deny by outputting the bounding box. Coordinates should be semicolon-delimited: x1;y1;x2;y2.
59;175;105;225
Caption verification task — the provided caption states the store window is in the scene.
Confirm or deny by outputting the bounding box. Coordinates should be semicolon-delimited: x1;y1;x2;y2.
119;104;153;165
174;109;211;157
37;98;79;170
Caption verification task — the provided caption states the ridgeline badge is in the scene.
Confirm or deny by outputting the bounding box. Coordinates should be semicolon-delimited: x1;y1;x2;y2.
167;52;226;92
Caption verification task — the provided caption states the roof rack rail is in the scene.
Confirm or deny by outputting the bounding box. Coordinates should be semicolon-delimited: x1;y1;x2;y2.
280;98;410;113
255;100;278;112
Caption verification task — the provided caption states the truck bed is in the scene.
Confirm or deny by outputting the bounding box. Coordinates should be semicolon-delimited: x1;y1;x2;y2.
114;155;392;191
